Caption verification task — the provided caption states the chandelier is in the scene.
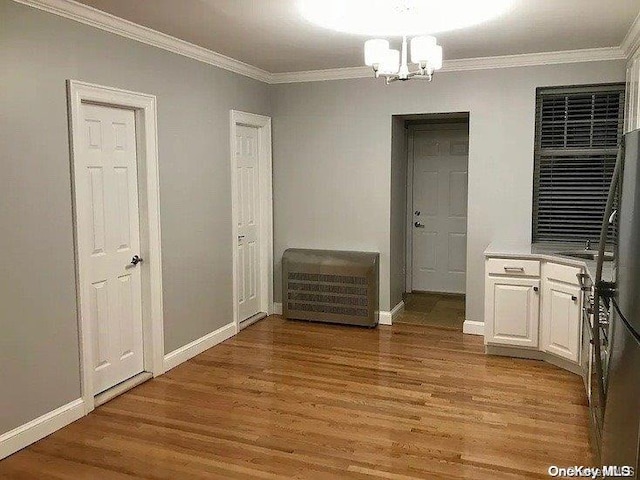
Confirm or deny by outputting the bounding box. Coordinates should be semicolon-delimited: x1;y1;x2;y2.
365;35;442;84
299;0;514;85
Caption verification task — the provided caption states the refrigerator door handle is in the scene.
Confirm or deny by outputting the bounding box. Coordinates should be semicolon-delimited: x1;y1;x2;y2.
591;140;624;421
595;141;624;288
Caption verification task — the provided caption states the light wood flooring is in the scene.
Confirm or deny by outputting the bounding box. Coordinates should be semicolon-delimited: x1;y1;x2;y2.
396;292;466;330
0;316;591;479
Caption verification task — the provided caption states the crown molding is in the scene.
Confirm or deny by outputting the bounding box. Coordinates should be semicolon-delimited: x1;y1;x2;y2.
271;47;626;84
270;66;371;84
622;11;640;59
12;0;272;83
11;0;636;85
442;47;625;71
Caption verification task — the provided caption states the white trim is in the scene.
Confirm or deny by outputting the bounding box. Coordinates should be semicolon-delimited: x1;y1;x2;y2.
11;0;632;85
379;301;405;326
485;345;582;376
230;111;274;333
239;312;267;330
94;372;152;408
405;130;415;293
67;80;165;415
0;399;84;460
378;312;392;326
442;47;625;71
163;323;236;372
13;0;271;83
271;66;373;84
463;320;484;336
622;11;640;59
273;302;283;315
269;47;626;84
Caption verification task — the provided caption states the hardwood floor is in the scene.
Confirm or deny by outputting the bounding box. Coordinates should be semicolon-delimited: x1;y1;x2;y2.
0;317;592;479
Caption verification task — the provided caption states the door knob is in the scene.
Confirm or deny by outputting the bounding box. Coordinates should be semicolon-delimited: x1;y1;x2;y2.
414;222;425;228
130;255;143;266
238;235;245;240
415;211;421;216
572;295;578;302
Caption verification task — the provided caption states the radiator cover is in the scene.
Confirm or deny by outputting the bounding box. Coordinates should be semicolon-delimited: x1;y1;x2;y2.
282;249;379;327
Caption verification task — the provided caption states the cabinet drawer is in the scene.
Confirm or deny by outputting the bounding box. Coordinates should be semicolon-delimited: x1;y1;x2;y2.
544;262;583;285
486;258;540;277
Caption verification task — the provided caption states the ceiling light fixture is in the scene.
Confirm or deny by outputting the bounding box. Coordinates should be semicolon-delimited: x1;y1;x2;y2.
365;34;442;83
299;0;513;84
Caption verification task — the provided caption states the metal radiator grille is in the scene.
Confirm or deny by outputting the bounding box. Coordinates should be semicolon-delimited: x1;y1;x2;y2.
287;272;367;285
287;272;369;317
282;249;379;327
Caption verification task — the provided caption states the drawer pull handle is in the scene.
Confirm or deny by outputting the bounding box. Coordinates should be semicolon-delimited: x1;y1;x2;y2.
504;267;525;272
533;286;539;292
572;295;578;302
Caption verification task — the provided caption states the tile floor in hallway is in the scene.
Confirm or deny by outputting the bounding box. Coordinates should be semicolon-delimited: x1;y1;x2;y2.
396;292;466;330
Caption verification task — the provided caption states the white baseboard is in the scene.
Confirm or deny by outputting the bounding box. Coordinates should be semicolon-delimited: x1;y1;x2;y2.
379;301;405;326
163;322;236;372
273;302;283;315
463;320;484;336
94;372;152;408
0;398;84;460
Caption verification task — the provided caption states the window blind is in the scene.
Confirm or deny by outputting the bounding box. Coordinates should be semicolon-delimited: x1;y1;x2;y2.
532;84;625;244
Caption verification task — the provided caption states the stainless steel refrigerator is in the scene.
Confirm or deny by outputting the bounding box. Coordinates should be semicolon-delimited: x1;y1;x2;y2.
599;128;640;477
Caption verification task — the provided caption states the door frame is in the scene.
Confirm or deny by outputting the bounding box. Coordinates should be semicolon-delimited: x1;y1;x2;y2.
229;110;274;332
67;80;165;414
405;122;470;294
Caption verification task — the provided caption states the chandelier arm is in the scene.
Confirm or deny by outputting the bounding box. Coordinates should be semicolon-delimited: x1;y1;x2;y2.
412;74;434;81
399;35;409;79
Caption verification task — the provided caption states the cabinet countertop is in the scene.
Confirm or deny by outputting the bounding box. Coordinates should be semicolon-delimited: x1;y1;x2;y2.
484;242;614;282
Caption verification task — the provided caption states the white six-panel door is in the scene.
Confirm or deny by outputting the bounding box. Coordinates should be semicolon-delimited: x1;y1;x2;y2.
79;103;144;395
411;127;469;293
235;125;262;321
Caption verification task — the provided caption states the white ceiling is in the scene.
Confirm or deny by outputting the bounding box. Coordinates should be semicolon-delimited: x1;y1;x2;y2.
75;0;640;73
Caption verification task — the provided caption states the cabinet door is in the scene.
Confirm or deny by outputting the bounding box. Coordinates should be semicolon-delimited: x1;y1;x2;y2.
541;279;582;362
485;277;540;348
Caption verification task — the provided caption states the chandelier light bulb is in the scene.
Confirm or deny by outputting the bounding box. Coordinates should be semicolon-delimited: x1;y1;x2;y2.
364;39;390;67
410;36;436;64
429;45;443;70
379;48;400;75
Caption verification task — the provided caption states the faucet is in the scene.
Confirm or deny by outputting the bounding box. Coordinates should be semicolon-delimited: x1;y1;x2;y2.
585;239;592;251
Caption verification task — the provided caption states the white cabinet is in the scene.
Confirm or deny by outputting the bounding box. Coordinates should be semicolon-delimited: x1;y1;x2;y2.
540;263;583;363
485;277;540;348
485;274;540;348
541;279;582;362
484;256;585;368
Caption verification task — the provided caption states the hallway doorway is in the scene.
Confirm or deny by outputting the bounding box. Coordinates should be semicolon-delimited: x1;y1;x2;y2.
395;292;465;330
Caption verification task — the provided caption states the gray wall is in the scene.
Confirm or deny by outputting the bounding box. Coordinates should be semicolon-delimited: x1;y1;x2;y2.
0;0;269;434
271;61;625;313
390;117;408;308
